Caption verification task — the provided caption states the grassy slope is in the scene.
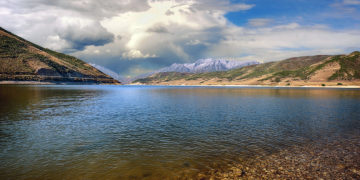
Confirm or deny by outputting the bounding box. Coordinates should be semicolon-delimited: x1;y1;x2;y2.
134;52;360;85
0;27;119;84
328;52;360;80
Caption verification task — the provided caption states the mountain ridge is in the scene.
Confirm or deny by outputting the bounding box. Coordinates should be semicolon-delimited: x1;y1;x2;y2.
133;52;360;86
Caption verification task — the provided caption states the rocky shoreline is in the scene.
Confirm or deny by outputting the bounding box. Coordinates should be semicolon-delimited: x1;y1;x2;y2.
197;134;360;179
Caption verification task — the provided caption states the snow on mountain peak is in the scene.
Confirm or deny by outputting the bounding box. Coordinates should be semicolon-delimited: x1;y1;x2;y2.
157;58;260;73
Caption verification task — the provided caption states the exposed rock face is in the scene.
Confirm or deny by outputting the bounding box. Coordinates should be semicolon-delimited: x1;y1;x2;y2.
0;27;120;84
35;68;61;76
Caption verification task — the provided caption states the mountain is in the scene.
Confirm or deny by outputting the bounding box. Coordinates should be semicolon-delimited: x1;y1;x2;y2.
129;58;259;83
156;59;260;73
133;52;360;86
0;27;119;84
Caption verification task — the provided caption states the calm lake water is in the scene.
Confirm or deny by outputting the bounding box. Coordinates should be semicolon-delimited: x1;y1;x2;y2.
1;85;360;179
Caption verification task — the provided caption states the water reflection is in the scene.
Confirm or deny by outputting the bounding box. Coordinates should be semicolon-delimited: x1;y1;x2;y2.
0;85;359;179
150;86;360;99
0;85;105;119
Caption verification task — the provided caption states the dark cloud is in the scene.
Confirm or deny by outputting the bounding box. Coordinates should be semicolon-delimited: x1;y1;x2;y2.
191;0;254;12
13;0;150;18
0;0;145;52
57;22;114;52
181;27;225;58
146;24;169;33
165;9;175;16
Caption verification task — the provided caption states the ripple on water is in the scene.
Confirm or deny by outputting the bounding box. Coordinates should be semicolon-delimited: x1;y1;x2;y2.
0;85;360;179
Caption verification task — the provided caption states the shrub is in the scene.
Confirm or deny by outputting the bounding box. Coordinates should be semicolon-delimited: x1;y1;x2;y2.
321;84;326;86
337;83;343;85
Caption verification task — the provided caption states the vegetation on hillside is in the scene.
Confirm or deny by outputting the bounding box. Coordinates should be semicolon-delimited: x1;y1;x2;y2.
0;27;119;84
329;52;360;80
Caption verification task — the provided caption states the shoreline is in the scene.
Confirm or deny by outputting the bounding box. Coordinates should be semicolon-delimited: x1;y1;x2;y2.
1;80;359;88
0;81;121;85
0;81;55;85
128;83;360;89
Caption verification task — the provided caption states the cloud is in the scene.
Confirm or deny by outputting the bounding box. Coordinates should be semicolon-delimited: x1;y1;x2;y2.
0;0;147;52
56;19;114;52
191;0;254;12
248;18;273;27
165;9;174;16
122;49;157;59
331;0;360;14
343;0;360;5
12;0;150;18
207;23;360;61
146;24;169;33
1;0;360;77
186;39;201;45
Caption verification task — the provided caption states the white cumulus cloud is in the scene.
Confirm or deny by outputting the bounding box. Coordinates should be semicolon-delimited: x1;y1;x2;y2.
122;49;157;59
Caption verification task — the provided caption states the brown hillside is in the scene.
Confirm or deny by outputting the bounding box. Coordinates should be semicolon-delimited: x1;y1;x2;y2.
0;27;119;84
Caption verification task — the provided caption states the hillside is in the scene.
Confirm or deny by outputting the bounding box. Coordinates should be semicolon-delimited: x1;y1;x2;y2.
0;27;120;84
133;52;360;86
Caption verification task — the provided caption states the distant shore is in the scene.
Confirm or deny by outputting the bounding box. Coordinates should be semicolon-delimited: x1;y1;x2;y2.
128;83;360;88
1;80;359;88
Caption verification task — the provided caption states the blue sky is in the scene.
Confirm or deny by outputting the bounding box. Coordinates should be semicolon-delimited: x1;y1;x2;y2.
1;0;360;77
226;0;360;29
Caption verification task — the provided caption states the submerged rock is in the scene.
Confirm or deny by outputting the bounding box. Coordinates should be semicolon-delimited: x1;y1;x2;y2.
196;134;360;179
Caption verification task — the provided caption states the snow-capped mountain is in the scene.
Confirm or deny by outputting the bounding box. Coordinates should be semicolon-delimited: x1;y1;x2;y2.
91;59;260;84
156;59;260;73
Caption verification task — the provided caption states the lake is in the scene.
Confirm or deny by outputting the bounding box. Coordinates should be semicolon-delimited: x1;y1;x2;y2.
1;85;360;179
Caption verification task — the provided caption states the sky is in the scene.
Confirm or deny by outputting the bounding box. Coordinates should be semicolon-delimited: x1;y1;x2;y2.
1;0;360;77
